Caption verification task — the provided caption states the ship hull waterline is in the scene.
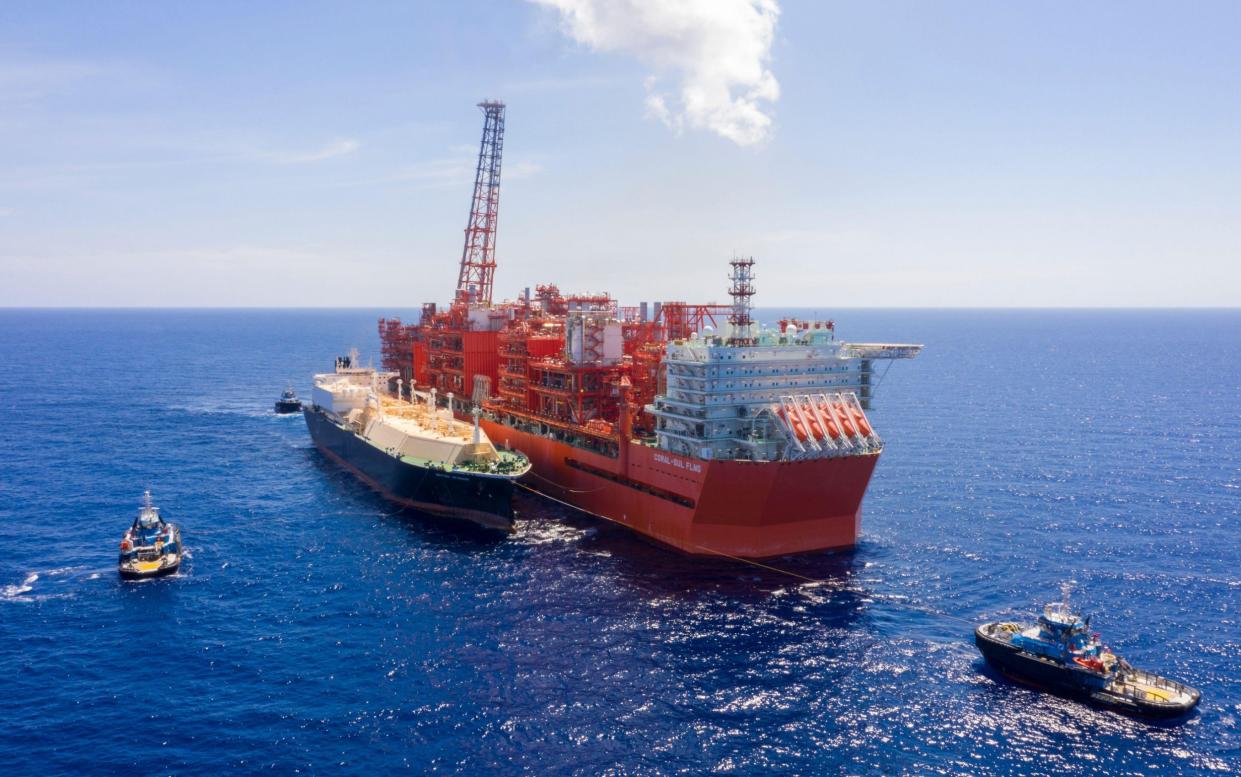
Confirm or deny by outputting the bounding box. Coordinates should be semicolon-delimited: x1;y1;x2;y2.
481;418;879;559
305;407;518;532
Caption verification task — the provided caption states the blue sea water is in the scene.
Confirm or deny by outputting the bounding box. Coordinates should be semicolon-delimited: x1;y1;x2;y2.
0;308;1237;775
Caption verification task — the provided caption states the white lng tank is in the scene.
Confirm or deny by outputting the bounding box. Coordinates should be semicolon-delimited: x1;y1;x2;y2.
312;351;503;468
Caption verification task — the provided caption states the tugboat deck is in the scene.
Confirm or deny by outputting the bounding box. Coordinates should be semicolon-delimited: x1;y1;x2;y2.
1107;670;1199;708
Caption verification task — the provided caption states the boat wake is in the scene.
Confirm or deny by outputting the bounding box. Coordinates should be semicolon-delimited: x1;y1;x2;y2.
2;572;38;599
517;520;590;546
167;402;273;420
3;564;128;600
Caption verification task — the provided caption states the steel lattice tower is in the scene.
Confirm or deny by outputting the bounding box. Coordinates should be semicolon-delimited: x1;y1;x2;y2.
727;256;757;345
456;100;505;305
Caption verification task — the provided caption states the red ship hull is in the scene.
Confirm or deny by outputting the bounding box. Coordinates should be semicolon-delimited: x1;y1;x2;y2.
481;419;879;558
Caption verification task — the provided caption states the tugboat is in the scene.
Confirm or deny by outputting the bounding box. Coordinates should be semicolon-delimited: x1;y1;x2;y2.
118;490;182;580
975;586;1200;718
274;386;302;414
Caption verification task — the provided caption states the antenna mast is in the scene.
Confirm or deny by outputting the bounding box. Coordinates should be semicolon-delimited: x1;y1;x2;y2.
727;256;756;345
456;100;505;306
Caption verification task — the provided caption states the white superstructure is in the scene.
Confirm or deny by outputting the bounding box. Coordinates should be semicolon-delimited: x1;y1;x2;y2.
647;323;921;462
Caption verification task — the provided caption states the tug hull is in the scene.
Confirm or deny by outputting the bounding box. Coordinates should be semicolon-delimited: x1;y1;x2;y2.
119;558;180;581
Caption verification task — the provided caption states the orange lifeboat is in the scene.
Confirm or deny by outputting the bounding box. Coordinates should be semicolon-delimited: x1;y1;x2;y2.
835;403;857;437
851;408;873;437
816;402;841;439
803;406;826;440
791;416;809;442
584;418;614;436
776;407;805;442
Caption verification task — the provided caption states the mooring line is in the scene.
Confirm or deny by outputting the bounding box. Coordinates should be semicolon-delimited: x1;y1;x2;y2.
516;485;975;625
524;470;608;494
689;543;829;585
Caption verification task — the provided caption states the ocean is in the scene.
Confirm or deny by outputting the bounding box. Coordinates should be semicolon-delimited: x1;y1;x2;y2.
0;308;1237;775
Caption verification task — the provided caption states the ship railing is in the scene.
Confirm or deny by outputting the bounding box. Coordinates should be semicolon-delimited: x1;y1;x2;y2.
1111;670;1193;704
1112;682;1161;704
1134;671;1193;696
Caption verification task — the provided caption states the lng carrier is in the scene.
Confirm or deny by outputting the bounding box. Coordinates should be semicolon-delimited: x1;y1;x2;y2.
376;101;921;558
305;349;530;530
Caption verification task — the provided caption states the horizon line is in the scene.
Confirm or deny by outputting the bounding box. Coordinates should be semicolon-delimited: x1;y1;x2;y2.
2;305;1238;312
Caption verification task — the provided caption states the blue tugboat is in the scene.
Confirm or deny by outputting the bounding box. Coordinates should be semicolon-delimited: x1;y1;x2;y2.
118;490;182;580
975;587;1200;719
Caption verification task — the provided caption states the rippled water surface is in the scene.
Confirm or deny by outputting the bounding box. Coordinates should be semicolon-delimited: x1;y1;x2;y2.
0;309;1237;775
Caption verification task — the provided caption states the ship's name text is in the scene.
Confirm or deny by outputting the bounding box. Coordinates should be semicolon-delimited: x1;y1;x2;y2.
653;453;702;474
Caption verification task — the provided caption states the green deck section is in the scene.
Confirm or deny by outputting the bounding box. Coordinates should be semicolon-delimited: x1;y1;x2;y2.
395;448;530;477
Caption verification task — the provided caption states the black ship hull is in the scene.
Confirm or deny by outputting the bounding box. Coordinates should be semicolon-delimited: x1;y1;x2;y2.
975;625;1200;719
304;406;516;531
275;399;302;414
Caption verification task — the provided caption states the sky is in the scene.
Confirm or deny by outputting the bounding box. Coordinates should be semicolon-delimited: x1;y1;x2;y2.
1;0;1238;307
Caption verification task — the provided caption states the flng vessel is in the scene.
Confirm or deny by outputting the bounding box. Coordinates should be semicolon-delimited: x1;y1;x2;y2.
377;101;921;558
305;350;531;531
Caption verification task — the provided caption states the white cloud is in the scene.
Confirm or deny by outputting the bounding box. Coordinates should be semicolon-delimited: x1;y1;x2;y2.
507;160;544;179
0;58;104;101
532;0;781;146
0;244;370;306
0;54;159;104
265;138;360;164
338;153;542;189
